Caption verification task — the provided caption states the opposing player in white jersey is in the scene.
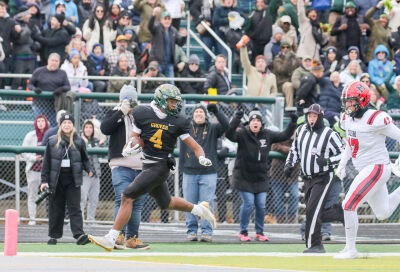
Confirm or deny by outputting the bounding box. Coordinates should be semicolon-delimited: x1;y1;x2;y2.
335;81;400;259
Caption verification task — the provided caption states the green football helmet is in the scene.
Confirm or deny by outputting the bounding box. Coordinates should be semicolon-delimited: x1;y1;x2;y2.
153;84;183;115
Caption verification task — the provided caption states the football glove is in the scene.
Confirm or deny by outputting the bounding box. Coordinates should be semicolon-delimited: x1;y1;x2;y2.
122;141;142;157
199;156;212;167
391;156;400;177
336;163;346;181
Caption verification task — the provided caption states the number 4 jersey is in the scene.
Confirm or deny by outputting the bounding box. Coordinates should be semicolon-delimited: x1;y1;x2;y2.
132;104;190;163
341;109;400;171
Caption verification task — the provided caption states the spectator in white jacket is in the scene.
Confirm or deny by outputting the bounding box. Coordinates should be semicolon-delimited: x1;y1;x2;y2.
22;115;50;225
61;49;90;92
388;0;400;31
339;60;362;86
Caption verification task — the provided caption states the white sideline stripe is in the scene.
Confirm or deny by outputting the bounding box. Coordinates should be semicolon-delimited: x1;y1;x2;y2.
6;252;400;257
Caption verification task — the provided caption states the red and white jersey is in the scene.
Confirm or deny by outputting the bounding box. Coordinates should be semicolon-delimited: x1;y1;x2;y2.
341;110;400;171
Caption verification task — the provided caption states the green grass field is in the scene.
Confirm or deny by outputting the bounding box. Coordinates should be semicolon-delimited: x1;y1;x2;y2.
2;243;400;271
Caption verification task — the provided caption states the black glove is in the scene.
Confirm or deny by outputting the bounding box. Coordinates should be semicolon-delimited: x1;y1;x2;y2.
207;103;218;114
235;110;244;119
283;165;293;178
53;87;63;96
289;113;298;123
316;156;330;168
166;156;176;172
112;19;118;30
34;87;42;94
217;147;229;159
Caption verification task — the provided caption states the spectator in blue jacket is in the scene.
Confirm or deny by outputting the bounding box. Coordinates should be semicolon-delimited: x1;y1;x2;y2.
368;44;393;91
318;71;343;126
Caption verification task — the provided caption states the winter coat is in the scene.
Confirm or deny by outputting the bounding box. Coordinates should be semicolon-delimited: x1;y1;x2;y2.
107;67;132;93
0;16;18;57
264;36;281;66
392;30;400;53
148;15;186;64
41;134;93;189
339;62;362;86
337;55;367;72
322;58;339;77
13;20;37;58
86;56;110;76
331;14;367;58
272;51;300;90
248;8;273;46
296;0;326;61
203;66;231;95
178;64;205;94
318;77;342;114
133;0;165;43
179;110;229;175
34;27;70;62
212;6;239;38
81;121;102;177
60;60;89;92
226;115;296;193
291;65;311;90
368;44;393;86
393;51;400;77
240;46;277;97
296;73;320;108
354;0;380;16
141;70;165;94
82;19;117;55
273;18;298;52
365;6;393;62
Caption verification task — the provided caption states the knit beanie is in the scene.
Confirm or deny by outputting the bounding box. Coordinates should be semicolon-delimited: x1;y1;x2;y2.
119;84;137;102
59;112;75;125
54;13;65;24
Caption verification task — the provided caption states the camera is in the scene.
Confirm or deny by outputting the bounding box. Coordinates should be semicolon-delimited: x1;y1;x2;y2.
35;187;51;205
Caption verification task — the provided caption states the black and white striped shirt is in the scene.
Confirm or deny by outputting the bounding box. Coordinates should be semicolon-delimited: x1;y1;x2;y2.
286;124;343;176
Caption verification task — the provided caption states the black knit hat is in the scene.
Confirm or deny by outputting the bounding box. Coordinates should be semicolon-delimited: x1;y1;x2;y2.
193;104;207;115
248;108;263;123
54;13;65;24
59;113;75;125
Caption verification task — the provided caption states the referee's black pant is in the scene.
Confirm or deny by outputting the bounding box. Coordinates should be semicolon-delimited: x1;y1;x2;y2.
304;172;344;248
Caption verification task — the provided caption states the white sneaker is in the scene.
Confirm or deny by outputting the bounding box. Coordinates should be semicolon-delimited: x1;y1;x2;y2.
198;202;217;229
334;249;359;259
88;235;114;252
28;220;36;226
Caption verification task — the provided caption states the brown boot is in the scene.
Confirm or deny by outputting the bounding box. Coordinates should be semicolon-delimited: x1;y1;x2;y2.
125;236;151;250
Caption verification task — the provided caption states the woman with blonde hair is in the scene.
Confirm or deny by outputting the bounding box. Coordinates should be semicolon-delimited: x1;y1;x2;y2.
40;113;93;245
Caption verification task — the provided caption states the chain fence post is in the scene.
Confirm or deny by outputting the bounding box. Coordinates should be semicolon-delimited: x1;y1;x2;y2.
15;155;21;220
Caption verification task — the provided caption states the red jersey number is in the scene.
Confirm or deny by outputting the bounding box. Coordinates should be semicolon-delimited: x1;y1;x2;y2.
348;137;359;158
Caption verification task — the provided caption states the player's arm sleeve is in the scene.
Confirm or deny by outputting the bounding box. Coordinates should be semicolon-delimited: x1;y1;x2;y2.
328;131;343;166
375;112;400;141
381;122;400;141
178;118;191;141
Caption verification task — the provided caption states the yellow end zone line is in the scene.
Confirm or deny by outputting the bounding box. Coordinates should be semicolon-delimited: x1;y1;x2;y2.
6;252;400;257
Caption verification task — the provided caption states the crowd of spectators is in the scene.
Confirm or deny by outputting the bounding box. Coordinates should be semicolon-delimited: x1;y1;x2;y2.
3;0;400;241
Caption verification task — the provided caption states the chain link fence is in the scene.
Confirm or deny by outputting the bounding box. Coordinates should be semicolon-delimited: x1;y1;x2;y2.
1;91;400;226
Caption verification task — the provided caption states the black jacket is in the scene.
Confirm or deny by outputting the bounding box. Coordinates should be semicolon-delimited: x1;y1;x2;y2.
86;56;110;76
178;63;205;94
34;26;71;63
100;108;129;160
296;74;320;109
247;8;273;45
41;134;92;189
179;109;229;175
226;116;296;193
203;66;230;95
148;15;186;64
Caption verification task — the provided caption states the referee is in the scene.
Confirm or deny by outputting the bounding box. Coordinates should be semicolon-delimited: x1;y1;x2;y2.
284;104;344;253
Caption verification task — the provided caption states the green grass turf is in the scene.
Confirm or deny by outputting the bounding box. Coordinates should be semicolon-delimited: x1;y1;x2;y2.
1;243;400;253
